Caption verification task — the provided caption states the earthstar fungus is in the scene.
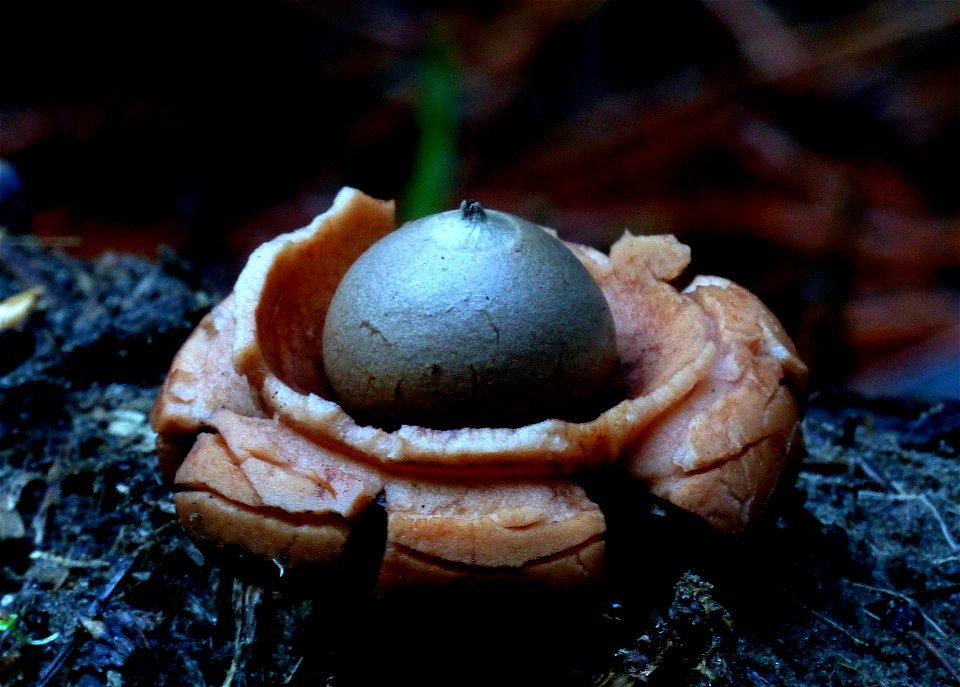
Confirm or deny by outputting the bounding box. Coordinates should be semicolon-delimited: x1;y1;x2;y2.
150;187;808;592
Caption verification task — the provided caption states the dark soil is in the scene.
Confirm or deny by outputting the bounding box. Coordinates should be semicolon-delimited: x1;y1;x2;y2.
1;235;958;687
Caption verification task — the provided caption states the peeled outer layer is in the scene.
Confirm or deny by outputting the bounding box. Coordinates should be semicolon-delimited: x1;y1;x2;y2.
150;187;808;590
625;276;807;532
149;295;264;478
174;412;383;567
378;480;605;593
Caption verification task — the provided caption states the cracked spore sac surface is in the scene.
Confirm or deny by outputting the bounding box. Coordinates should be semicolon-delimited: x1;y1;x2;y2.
1;239;958;687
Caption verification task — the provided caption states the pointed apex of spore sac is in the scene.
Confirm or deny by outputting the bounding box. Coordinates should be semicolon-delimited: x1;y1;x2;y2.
459;199;487;223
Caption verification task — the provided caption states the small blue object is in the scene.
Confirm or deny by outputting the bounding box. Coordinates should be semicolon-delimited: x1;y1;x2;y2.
0;159;27;232
0;159;24;201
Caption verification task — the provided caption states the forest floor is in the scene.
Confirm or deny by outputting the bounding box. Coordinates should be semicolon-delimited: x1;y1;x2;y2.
1;236;958;687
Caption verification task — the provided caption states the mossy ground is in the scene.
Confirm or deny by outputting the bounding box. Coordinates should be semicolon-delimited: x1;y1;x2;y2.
1;237;957;687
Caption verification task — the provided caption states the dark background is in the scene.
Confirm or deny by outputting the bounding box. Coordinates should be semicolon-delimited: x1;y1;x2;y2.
1;0;958;398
